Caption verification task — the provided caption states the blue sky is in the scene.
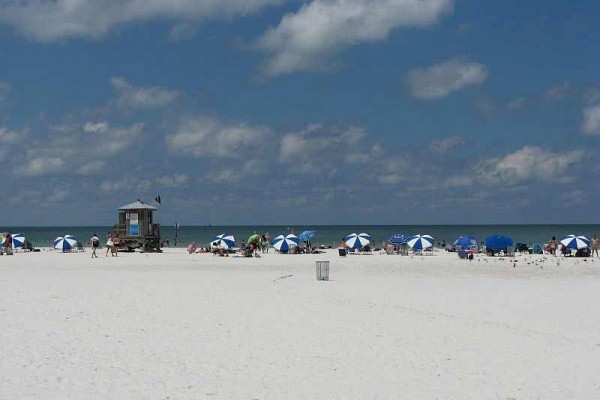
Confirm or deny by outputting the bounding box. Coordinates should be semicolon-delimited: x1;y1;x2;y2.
0;0;598;226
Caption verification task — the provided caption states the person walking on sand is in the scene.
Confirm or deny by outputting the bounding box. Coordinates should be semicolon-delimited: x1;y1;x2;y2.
90;233;100;258
106;233;114;257
592;235;599;258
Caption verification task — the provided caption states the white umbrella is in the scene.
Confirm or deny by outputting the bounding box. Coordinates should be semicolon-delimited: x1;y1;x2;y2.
53;236;77;251
273;234;299;252
560;235;590;250
344;233;372;249
407;234;435;250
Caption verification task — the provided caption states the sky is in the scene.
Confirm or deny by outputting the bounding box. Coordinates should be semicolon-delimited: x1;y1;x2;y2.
0;0;599;226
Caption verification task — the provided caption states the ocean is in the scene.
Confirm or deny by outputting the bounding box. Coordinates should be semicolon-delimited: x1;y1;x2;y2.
3;224;600;249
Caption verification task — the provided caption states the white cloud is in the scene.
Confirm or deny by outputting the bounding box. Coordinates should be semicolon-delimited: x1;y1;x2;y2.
475;146;585;185
168;22;199;42
156;174;189;188
582;104;600;135
0;127;22;145
279;124;369;173
21;157;66;177
0;0;281;41
406;57;488;99
254;0;453;76
110;77;179;110
14;122;143;177
166;116;274;158
83;121;109;134
429;135;465;154
545;81;572;101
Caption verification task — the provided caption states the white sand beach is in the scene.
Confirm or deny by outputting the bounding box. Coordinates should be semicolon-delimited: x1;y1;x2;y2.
2;249;600;399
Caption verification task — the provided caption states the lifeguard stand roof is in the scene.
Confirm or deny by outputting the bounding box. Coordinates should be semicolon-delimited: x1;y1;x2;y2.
118;200;158;211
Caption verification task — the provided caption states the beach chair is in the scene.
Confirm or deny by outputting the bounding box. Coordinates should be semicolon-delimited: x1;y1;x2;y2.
338;248;347;257
385;244;394;255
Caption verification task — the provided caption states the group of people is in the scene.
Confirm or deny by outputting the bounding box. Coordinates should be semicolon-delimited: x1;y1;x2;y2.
90;232;120;258
546;235;599;257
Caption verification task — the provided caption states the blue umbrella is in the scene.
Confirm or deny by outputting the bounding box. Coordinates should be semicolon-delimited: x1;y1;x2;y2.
485;235;513;251
453;235;477;249
273;234;299;252
388;233;410;245
299;230;315;242
212;233;235;249
344;233;372;249
560;235;590;250
407;234;435;250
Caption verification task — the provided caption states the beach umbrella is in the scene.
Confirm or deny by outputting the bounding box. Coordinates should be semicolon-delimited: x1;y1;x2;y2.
407;234;435;250
53;236;77;251
11;233;26;248
299;230;315;242
560;235;590;250
485;235;513;251
247;234;261;245
388;233;410;245
212;233;235;249
453;235;477;249
273;234;299;252
344;232;372;249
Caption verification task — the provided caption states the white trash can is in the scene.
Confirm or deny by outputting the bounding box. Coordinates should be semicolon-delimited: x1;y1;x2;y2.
316;261;329;281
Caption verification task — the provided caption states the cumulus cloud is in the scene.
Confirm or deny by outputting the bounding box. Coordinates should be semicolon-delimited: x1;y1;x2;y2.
406;57;488;99
14;122;143;177
582;104;600;135
279;124;373;174
110;77;179;110
475;146;585;185
0;0;281;41
166;116;274;158
254;0;453;76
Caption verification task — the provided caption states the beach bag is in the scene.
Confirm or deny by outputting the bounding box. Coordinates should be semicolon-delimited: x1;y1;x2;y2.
106;240;114;247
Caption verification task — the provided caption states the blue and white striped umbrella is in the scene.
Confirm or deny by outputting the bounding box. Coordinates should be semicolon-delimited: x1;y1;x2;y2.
560;235;590;250
53;236;77;251
11;233;26;248
273;234;299;252
212;233;235;249
407;234;435;250
388;233;410;245
344;232;372;249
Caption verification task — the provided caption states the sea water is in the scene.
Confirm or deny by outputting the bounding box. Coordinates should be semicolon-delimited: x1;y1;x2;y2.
3;224;600;249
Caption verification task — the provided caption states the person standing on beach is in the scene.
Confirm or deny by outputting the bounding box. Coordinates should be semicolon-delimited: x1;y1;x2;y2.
592;235;599;258
91;233;100;258
3;233;13;255
548;236;558;256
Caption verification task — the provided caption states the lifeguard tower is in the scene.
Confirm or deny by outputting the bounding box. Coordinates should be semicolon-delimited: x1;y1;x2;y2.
114;199;161;252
